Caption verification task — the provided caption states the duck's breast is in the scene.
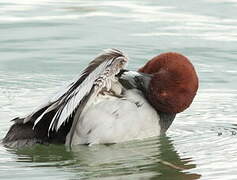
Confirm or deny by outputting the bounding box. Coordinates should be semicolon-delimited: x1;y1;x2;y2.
67;89;161;145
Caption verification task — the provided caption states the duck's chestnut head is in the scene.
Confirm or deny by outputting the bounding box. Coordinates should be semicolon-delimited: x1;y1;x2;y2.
139;52;199;113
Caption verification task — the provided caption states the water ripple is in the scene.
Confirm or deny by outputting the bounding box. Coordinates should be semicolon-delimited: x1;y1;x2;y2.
1;0;237;179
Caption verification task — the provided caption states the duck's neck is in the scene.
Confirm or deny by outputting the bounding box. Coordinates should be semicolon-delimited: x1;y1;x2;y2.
158;112;176;135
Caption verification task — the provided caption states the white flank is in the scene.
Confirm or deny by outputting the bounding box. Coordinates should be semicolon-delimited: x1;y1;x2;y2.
66;89;161;145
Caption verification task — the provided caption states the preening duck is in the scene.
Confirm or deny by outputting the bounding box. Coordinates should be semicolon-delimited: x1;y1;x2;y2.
3;49;198;148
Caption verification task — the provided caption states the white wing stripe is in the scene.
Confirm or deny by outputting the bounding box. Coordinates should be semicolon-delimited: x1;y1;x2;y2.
32;49;128;134
52;58;112;131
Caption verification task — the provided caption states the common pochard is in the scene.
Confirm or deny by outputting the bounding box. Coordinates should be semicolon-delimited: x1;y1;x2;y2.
3;49;198;148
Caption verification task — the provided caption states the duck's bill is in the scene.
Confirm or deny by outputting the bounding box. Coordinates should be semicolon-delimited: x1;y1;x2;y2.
118;70;152;96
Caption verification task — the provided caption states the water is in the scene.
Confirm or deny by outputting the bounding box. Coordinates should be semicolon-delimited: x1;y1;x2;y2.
0;0;237;179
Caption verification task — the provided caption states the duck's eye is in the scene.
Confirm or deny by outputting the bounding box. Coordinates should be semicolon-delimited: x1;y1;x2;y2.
159;91;168;97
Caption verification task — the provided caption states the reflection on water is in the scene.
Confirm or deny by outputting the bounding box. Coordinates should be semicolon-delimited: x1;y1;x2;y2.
8;137;200;180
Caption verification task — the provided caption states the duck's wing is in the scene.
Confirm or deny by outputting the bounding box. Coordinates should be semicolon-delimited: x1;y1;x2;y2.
23;49;128;136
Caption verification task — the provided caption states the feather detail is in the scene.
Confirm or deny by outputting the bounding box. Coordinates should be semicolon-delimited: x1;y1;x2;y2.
33;101;60;129
27;49;128;136
23;102;52;123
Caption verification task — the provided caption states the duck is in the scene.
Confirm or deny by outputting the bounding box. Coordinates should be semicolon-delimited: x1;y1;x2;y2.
2;49;199;148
